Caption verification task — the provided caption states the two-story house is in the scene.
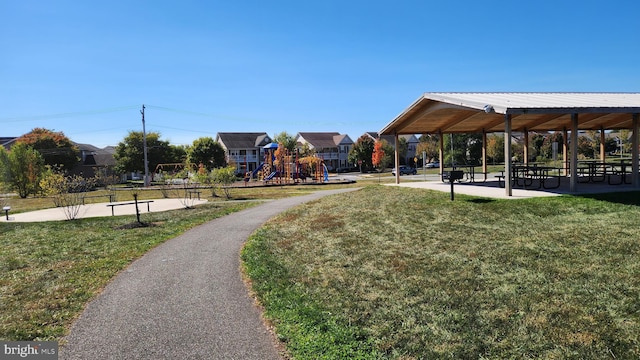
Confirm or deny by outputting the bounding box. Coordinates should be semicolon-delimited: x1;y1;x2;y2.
295;132;354;171
216;132;272;175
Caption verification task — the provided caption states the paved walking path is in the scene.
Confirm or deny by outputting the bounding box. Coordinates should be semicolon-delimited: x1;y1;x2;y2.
60;188;359;360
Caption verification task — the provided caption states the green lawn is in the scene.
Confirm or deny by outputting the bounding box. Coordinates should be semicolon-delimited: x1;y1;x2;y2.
0;181;357;341
242;185;640;359
0;200;259;341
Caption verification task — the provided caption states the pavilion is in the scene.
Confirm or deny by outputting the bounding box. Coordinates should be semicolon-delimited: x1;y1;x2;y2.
379;93;640;196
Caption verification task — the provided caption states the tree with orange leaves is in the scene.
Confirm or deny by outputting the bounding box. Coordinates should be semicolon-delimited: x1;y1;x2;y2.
16;128;79;171
372;140;385;171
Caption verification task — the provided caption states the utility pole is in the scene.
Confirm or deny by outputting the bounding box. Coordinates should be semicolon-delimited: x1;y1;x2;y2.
141;104;150;187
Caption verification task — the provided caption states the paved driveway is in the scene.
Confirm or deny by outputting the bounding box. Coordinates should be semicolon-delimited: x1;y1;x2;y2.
60;188;359;360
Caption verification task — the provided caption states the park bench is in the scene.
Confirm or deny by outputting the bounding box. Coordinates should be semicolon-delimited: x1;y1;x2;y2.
106;200;154;216
187;190;201;200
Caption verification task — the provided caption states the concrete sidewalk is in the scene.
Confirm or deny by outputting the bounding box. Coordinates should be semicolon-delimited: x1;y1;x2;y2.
387;179;561;199
388;178;640;199
0;198;209;222
59;188;359;360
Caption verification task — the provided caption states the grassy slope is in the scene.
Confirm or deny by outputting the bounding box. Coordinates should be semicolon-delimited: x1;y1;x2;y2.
242;185;640;359
0;201;255;341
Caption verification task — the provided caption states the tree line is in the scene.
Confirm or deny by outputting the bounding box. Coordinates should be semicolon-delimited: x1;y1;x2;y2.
1;128;629;199
0;128;232;199
350;131;625;172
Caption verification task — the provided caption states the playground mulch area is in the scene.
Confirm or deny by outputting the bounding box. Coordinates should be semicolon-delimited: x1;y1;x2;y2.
232;178;356;188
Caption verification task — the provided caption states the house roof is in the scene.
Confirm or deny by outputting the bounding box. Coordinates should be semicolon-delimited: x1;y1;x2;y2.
333;134;353;146
74;142;115;154
0;137;18;149
74;142;116;167
216;132;270;149
380;92;640;135
296;132;342;149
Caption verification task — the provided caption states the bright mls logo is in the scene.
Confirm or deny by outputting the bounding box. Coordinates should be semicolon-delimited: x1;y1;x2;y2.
1;342;58;359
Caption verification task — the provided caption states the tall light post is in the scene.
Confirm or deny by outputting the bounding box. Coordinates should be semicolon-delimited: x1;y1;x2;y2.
141;104;150;187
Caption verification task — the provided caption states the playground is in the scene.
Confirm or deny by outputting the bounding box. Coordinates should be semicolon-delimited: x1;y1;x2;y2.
243;142;334;186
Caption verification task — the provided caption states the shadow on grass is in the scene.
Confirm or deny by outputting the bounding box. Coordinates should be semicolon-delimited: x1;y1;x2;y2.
467;198;496;204
115;222;159;230
578;191;640;206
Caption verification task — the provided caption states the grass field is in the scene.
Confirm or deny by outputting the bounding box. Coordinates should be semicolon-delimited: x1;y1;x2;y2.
0;181;358;341
242;185;640;359
0;201;259;341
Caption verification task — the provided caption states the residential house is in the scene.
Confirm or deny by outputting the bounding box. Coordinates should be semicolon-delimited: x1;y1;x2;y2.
0;137;17;150
364;132;419;166
295;132;354;171
216;132;272;175
1;138;117;183
69;143;118;184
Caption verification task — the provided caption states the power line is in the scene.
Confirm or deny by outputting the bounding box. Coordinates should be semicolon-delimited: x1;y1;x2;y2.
149;124;218;135
0;105;139;123
145;105;273;123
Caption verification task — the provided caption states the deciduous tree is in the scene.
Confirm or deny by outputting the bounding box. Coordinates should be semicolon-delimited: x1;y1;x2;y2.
16;128;79;171
372;140;385;170
1;143;45;198
186;137;226;171
273;131;297;152
211;166;237;199
416;134;440;163
39;168;97;219
349;135;374;172
114;131;175;176
486;134;505;165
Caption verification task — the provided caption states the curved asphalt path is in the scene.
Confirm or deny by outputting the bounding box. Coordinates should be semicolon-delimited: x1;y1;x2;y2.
60;188;359;360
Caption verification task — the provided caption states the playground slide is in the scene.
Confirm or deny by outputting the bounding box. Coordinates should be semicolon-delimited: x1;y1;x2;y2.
265;171;277;181
322;164;329;182
251;163;265;178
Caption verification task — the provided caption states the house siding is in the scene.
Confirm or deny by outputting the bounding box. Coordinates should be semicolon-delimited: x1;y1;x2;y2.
216;132;271;174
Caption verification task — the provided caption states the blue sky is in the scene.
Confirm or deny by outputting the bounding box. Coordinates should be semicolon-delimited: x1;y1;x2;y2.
2;0;639;147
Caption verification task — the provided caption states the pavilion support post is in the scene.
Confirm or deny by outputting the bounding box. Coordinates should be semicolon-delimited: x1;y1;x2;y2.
394;132;400;184
570;114;578;193
439;131;444;181
523;128;529;165
504;114;512;196
632;114;639;188
563;128;569;176
482;130;488;181
600;127;606;162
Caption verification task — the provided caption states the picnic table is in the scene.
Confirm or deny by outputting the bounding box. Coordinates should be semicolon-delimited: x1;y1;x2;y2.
452;165;477;182
606;161;632;185
575;160;632;185
443;165;484;183
576;161;610;183
497;164;561;189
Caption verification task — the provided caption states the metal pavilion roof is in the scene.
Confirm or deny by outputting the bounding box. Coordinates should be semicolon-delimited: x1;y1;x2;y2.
379;92;640;135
